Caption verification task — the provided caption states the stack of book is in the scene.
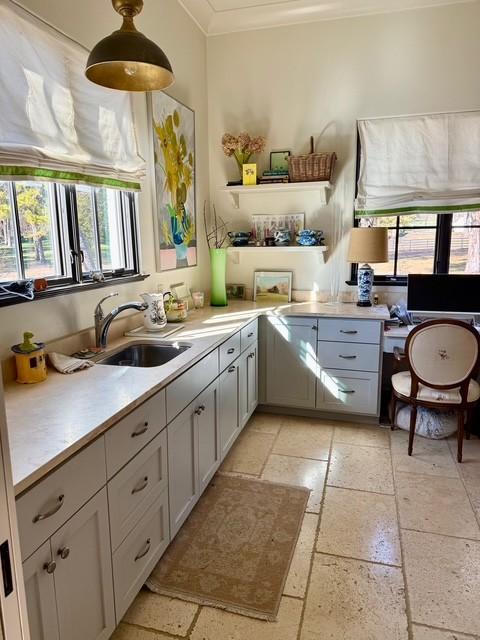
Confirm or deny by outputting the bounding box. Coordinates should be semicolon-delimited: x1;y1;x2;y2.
259;169;289;184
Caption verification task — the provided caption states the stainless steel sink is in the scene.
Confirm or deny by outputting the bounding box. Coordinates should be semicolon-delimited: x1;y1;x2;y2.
98;342;190;368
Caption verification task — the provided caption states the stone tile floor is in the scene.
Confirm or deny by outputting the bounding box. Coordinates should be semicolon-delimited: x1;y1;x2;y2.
112;413;480;640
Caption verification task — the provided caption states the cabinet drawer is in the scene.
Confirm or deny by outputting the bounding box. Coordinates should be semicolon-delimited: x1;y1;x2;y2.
317;341;381;372
240;319;258;353
166;349;219;422
316;368;379;415
16;437;106;561
112;488;169;621
105;390;166;478
108;429;168;551
268;316;317;328
317;318;382;344
219;332;241;372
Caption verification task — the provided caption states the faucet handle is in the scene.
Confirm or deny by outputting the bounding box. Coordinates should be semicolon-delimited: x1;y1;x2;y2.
94;292;119;320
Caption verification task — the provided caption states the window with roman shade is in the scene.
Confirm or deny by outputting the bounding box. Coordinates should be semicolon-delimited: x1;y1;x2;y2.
0;0;145;190
355;111;480;218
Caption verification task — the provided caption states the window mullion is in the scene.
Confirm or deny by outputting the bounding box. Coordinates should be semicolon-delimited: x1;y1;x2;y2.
393;218;400;277
66;186;83;283
92;189;103;272
10;182;25;280
435;214;452;273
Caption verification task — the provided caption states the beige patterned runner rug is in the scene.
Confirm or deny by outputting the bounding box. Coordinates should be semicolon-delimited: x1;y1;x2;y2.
146;473;309;621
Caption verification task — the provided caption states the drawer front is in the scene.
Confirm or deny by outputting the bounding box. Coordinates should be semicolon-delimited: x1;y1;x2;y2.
112;488;169;622
317;341;381;372
317;318;382;344
316;368;379;415
240;319;258;353
108;429;168;551
166;349;219;422
16;437;106;560
268;316;317;328
219;332;241;372
105;390;166;479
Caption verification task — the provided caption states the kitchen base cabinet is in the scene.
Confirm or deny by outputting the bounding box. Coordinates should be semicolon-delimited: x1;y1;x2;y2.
316;368;379;415
23;489;115;640
265;320;317;409
239;342;258;427
219;360;241;458
168;380;221;538
23;541;59;640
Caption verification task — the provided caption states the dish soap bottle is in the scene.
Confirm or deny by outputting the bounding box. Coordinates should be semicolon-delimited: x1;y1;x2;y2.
11;332;47;384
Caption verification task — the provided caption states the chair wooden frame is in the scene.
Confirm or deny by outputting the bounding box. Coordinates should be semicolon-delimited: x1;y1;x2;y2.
390;318;480;462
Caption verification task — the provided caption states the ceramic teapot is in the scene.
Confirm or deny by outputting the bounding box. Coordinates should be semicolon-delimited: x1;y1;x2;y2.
140;292;171;331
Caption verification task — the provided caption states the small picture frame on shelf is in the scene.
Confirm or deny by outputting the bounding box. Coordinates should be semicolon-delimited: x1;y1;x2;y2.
226;283;246;300
170;282;193;309
242;163;257;185
254;271;292;303
270;150;290;172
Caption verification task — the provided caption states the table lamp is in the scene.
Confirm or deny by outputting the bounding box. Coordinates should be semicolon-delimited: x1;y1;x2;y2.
347;227;388;307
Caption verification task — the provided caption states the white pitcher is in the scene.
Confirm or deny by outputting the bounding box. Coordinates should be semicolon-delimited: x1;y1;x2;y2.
140;292;170;331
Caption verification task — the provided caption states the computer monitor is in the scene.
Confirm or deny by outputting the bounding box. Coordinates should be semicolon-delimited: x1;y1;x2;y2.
407;274;480;315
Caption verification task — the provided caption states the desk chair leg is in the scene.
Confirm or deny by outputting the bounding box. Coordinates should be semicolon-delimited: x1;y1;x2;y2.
466;409;473;440
408;406;417;456
457;410;465;463
390;394;397;430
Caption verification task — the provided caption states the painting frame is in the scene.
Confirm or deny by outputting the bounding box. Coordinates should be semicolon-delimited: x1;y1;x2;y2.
226;283;246;300
149;92;197;272
254;271;293;303
270;150;291;172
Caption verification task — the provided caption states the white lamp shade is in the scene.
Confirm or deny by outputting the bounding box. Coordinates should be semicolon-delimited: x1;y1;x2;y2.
347;227;388;264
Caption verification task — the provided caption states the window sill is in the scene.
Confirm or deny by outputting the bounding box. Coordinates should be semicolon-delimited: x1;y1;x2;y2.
0;273;150;308
345;279;407;287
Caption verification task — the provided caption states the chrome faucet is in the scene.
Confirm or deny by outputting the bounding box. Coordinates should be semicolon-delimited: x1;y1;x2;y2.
94;292;147;350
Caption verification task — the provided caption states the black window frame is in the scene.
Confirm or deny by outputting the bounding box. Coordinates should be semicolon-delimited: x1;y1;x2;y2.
349;131;480;286
0;182;146;307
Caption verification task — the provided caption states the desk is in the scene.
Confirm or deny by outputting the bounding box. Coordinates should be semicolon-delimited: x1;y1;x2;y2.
383;324;480;353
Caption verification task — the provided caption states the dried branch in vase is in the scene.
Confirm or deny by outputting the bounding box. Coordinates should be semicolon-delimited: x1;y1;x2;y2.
203;201;229;249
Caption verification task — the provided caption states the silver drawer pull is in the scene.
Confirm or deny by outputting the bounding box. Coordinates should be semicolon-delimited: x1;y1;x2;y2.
339;389;356;394
131;422;149;438
248;352;255;359
227;348;235;354
339;355;357;359
247;332;254;338
33;494;65;523
228;365;236;373
312;325;318;331
58;547;70;560
194;405;206;416
340;330;358;335
134;538;151;562
44;560;56;574
131;476;149;495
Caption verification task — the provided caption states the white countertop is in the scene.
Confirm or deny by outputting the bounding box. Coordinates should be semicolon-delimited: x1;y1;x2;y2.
5;300;389;495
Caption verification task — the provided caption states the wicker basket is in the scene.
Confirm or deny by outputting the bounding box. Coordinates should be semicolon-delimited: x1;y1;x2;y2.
288;136;336;183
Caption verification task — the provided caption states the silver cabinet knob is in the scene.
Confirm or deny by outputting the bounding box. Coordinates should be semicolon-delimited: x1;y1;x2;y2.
44;560;56;574
194;405;206;415
58;547;70;560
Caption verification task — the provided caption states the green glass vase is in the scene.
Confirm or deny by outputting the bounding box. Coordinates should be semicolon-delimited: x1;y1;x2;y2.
210;248;228;307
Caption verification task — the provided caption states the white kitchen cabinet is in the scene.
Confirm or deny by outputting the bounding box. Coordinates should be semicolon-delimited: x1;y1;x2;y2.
265;320;317;408
219;360;241;458
23;541;59;640
316;369;380;415
23;490;115;640
197;381;220;493
168;379;221;538
50;489;115;640
239;342;258;427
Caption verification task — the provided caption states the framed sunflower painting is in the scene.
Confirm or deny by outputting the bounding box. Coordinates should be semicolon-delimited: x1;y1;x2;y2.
151;93;196;271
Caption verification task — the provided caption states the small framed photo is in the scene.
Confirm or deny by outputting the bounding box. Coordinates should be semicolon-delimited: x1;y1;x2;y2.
226;283;246;300
270;150;290;172
242;163;257;185
170;282;193;308
254;271;292;303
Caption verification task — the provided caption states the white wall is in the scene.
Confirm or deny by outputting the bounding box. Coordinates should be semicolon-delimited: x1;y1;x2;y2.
0;0;209;359
207;2;480;299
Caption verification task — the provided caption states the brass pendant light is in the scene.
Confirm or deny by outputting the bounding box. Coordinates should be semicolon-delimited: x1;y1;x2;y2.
86;0;174;92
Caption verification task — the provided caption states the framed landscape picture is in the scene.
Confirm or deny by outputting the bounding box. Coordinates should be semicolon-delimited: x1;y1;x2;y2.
254;271;292;303
151;92;197;272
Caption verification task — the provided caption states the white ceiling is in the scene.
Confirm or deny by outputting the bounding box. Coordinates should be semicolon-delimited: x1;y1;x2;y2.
178;0;475;35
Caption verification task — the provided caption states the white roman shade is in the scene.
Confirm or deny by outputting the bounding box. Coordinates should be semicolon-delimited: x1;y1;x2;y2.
0;1;145;190
355;111;480;217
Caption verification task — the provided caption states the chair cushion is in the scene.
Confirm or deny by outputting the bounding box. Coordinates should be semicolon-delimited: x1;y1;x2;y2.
392;371;480;404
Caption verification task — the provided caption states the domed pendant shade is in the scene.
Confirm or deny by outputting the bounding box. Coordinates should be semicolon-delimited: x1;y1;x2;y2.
86;0;174;92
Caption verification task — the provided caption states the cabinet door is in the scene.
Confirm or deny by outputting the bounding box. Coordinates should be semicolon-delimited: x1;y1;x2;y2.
247;345;258;416
265;322;317;408
167;404;199;538
51;489;115;640
219;361;240;459
23;541;59;640
197;381;220;493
